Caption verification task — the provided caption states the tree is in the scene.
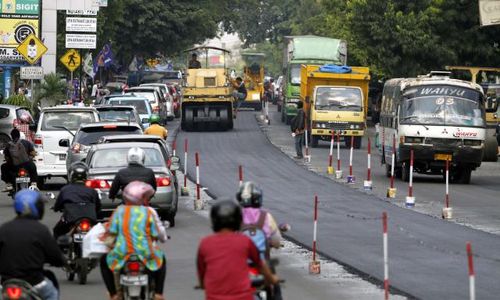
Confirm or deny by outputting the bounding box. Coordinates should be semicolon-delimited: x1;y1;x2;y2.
36;73;67;107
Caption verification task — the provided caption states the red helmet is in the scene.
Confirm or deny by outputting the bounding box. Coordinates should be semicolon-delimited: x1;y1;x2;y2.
122;181;155;205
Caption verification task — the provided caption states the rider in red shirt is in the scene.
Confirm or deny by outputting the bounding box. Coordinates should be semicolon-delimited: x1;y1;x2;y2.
197;199;278;300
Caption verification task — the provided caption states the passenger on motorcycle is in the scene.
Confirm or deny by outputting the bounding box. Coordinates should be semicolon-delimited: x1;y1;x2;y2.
144;114;168;139
1;128;38;191
237;181;282;252
53;162;101;239
108;147;157;201
100;181;167;300
0;189;65;300
197;199;278;300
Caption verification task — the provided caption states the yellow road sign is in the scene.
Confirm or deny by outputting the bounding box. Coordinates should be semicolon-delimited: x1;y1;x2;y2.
16;34;48;65
60;49;81;72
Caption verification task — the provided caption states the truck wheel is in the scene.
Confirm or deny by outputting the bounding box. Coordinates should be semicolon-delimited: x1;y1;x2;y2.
311;136;319;148
285;116;292;125
353;137;362;149
482;136;498;162
458;168;472;184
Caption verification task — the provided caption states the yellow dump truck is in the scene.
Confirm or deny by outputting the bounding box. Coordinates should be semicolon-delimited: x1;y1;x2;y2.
182;46;234;131
300;65;370;148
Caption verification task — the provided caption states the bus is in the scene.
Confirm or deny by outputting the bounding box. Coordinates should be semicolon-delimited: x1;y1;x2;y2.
377;71;487;184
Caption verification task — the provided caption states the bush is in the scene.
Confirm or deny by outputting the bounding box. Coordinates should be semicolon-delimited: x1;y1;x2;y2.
3;94;31;108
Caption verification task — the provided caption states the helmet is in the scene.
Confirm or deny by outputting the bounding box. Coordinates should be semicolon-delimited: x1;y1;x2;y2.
149;114;161;124
127;147;146;165
14;189;45;220
210;199;242;232
69;161;88;183
122;181;155;205
236;181;263;208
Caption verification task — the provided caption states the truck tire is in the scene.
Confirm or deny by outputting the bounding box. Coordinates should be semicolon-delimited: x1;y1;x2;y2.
285;115;292;125
458;168;472;184
311;136;319;148
482;136;498;162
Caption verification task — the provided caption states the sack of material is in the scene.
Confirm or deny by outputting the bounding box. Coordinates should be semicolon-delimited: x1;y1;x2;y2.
8;141;30;166
319;64;352;74
82;222;109;258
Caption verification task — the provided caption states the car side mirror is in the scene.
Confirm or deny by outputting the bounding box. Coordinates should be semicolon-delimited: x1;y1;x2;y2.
59;139;70;147
142;118;149;124
486;97;498;113
170;155;180;171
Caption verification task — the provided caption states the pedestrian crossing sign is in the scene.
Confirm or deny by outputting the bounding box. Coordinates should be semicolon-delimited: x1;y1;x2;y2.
60;49;81;72
16;34;48;65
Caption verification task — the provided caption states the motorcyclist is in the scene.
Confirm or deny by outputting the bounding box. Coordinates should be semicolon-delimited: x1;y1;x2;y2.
144;114;168;139
0;189;65;300
52;161;101;239
108;147;157;201
1;128;38;191
197;199;278;300
237;181;282;251
100;181;167;300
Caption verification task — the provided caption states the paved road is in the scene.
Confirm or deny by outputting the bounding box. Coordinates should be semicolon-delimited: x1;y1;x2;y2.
263;106;500;234
178;111;500;299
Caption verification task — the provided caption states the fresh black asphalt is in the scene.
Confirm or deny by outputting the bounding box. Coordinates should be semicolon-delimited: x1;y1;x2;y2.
177;112;500;300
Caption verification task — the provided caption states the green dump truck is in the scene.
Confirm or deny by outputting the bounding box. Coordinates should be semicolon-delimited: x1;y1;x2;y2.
281;35;347;124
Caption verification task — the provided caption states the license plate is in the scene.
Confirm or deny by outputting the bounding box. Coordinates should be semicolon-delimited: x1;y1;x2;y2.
15;177;30;183
434;153;452;161
58;154;66;160
120;274;148;286
73;233;86;243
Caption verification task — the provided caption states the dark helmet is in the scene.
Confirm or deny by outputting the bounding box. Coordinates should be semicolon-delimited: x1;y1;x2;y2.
210;199;242;232
14;189;46;220
236;181;263;208
69;161;89;183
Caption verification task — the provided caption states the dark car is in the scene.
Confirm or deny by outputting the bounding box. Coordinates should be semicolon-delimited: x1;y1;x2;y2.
59;122;143;174
85;142;179;225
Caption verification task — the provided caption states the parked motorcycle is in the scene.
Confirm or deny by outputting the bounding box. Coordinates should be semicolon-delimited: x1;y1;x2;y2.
58;218;97;284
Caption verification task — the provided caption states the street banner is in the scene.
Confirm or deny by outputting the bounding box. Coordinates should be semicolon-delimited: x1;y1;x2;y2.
66;17;97;32
65;33;96;49
479;0;500;26
83;52;95;78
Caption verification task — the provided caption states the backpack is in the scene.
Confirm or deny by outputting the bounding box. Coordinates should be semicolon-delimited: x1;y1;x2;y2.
8;140;30;166
241;211;269;259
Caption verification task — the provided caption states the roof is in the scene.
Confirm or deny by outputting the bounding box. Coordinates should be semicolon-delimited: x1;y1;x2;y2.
41;105;97;112
399;76;483;92
94;105;137;110
241;52;266;57
90;141;161;150
184;46;231;54
0;104;28;109
107;96;149;101
78;121;142;129
126;86;158;91
100;134;163;142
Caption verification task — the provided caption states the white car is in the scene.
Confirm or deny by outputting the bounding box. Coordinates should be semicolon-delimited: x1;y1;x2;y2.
140;83;175;121
34;106;99;188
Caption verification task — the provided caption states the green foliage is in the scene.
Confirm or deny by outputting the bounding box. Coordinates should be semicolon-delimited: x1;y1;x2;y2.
36;73;67;107
3;94;31;108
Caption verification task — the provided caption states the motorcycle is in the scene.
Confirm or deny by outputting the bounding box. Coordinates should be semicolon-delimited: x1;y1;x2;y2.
1;279;42;300
7;168;31;198
58;218;97;284
118;254;156;300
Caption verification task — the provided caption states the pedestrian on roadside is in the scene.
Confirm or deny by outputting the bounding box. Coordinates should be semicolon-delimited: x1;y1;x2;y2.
291;101;306;159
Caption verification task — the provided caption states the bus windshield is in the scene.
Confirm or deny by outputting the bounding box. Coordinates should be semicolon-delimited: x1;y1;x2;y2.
315;87;362;111
400;85;484;127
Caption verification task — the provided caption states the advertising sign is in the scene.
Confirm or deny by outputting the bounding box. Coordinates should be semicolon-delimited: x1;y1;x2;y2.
65;34;96;49
66;17;97;32
0;0;40;63
20;66;43;79
480;0;500;26
66;9;98;16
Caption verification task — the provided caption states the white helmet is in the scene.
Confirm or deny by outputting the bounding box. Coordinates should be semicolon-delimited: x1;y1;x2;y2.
127;147;146;165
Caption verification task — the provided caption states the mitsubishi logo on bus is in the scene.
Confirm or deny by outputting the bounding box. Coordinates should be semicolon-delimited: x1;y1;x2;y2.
442;128;448;134
453;128;478;138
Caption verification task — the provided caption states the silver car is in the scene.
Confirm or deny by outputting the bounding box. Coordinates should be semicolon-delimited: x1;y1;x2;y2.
85;142;178;225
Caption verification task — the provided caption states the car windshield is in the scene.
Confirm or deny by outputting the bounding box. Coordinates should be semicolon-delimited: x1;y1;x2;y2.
41;111;96;131
315;87;362;111
290;64;301;85
400;85;485;127
90;147;164;168
109;99;149;114
125;92;156;103
75;127;142;145
98;109;137;122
